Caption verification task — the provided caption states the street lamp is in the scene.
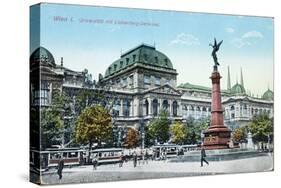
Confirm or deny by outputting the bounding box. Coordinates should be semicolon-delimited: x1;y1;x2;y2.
140;118;145;164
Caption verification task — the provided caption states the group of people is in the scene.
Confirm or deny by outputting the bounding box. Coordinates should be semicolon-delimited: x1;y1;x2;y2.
56;148;210;180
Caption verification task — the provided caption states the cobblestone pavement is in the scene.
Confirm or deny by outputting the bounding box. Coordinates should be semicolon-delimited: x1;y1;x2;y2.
41;154;273;185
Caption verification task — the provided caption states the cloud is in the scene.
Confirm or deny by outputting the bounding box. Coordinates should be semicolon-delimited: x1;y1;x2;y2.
230;38;251;48
225;27;235;33
170;33;200;45
242;30;263;39
230;30;263;48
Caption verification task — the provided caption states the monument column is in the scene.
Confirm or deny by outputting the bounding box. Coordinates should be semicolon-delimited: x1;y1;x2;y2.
203;38;232;150
203;68;232;149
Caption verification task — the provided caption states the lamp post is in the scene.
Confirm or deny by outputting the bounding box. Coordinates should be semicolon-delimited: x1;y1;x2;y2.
140;118;145;164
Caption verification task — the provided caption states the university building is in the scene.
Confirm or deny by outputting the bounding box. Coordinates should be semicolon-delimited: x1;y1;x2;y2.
30;44;274;144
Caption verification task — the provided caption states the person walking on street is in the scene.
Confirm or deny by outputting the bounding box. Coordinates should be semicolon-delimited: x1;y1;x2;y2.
133;151;137;168
119;152;124;167
145;149;149;164
57;155;64;180
92;154;98;170
201;147;209;167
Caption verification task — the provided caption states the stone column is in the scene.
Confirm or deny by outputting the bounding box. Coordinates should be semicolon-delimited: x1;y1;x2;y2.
178;101;182;116
203;68;231;150
133;97;139;117
148;98;152;116
169;100;173;117
130;100;133;117
159;98;162;114
120;99;124;117
49;82;52;104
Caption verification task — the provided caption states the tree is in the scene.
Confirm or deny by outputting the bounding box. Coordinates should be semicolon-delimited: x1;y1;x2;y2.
144;125;154;147
248;113;273;143
41;108;64;149
147;110;170;144
40;89;71;149
233;126;247;143
170;122;187;144
75;105;112;152
184;116;209;144
124;128;139;148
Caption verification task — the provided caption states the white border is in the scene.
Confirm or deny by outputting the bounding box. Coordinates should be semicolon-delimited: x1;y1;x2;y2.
0;0;280;188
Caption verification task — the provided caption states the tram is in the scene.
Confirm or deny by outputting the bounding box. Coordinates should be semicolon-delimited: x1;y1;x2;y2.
152;144;179;160
30;147;84;171
89;148;123;164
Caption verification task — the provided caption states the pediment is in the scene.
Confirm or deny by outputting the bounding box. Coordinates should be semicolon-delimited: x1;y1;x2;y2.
146;84;182;96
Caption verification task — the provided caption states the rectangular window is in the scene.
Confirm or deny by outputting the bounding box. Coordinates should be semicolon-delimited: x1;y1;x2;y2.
39;81;50;106
116;79;120;85
155;76;161;86
165;79;170;85
129;75;133;87
122;77;127;87
144;74;150;85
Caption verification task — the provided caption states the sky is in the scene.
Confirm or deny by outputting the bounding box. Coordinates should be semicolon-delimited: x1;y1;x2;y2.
30;3;274;96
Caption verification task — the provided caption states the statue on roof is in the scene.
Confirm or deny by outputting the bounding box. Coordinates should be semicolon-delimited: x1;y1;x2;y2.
209;38;223;67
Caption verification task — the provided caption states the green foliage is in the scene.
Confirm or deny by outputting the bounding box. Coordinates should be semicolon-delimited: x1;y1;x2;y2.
40;89;71;149
75;105;112;149
170;121;187;144
233;126;247;143
125;128;139;148
185;116;209;144
248;113;273;143
147;110;170;144
41;108;63;149
144;125;154;146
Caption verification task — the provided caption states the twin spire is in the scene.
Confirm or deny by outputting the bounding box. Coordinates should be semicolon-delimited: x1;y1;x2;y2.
227;66;244;90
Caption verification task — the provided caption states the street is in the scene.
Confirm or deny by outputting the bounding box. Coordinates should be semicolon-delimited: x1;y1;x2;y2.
41;153;273;184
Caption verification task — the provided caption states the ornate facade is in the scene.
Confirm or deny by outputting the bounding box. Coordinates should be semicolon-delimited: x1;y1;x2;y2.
30;44;274;135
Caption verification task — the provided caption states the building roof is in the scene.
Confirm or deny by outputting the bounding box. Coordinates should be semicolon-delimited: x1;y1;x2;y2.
262;89;274;101
177;82;211;92
104;44;174;78
230;83;246;95
30;46;56;67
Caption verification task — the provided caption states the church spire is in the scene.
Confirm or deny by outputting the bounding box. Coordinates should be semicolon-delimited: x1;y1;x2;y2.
240;67;244;87
227;66;231;90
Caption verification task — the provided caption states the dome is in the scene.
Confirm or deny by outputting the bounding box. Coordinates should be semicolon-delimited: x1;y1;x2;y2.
262;89;273;101
231;83;246;95
104;44;173;78
30;47;56;67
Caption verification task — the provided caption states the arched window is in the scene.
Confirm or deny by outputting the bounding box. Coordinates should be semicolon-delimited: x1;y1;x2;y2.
163;100;169;113
152;99;158;116
173;101;177;116
144;99;149;116
190;105;194;111
230;105;235;119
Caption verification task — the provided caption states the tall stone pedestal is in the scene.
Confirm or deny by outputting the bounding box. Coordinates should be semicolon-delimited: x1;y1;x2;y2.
203;67;232;150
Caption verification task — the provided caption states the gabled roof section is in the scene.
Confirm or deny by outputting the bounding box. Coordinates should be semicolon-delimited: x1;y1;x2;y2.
143;84;182;96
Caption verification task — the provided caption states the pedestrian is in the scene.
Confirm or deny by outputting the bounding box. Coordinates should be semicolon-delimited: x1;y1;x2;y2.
200;147;209;167
133;151;137;168
145;149;149;164
119;152;124;167
57;155;64;180
92;154;98;170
